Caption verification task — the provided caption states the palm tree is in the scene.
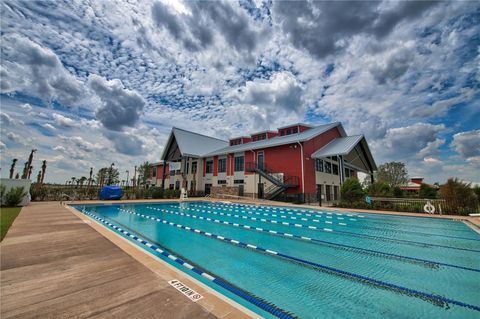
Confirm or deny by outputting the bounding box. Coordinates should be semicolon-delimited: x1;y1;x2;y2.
87;167;93;189
36;170;42;184
21;162;29;179
9;158;17;179
22;149;37;179
40;160;47;185
71;177;76;188
79;176;87;187
27;165;33;179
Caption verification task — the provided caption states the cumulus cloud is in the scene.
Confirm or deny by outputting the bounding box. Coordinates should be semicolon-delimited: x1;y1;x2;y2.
103;131;146;156
0;112;13;125
88;74;145;131
151;1;266;53
52;113;78;128
451;130;480;160
0;35;84;106
273;1;439;59
373;123;445;159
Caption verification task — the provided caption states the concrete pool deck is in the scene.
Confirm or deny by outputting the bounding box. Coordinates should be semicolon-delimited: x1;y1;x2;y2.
0;202;257;319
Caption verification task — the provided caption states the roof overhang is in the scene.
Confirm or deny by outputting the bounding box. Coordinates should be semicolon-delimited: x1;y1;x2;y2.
312;135;377;172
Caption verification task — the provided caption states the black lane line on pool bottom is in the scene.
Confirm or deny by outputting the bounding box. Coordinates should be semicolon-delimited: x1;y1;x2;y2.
161;205;480;253
80;208;298;319
120;208;480;313
144;206;480;273
205;203;473;234
182;204;480;242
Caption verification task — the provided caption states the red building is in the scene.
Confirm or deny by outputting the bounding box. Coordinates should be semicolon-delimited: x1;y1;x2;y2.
149;122;376;203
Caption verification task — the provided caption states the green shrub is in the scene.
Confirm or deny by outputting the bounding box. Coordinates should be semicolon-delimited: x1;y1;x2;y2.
164;189;172;198
150;187;164;199
392;186;404;198
0;184;6;205
439;178;478;214
366;182;391;197
340;178;365;203
419;183;437;199
4;187;27;207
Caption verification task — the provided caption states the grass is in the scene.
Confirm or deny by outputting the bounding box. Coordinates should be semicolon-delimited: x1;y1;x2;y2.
1;207;21;241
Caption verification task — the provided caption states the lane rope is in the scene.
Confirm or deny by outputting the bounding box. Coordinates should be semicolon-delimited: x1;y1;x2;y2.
153;205;480;253
143;207;480;273
113;207;480;312
207;202;472;233
183;204;479;242
80;208;296;319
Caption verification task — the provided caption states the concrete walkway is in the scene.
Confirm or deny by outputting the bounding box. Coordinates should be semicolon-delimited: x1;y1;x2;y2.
0;202;236;319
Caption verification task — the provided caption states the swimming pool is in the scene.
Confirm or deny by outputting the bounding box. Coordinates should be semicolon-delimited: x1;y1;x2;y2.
73;201;480;319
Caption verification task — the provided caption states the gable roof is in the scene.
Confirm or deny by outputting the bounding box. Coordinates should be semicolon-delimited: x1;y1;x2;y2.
204;122;346;156
161;127;229;159
311;135;377;171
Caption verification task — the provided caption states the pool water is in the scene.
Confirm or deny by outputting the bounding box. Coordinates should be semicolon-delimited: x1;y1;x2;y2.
73;201;480;319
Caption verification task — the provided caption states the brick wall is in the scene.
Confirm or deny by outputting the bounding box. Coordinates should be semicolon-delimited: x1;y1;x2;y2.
210;186;239;198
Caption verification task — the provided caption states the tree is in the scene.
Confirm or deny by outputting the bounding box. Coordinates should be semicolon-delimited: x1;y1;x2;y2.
22;149;37;179
439;178;478;214
97;167;119;186
96;168;108;187
366;182;391;197
376;162;408;187
340;178;365;203
40;160;47;184
78;176;87;187
137;161;151;189
9;158;17;179
419;183;437;199
473;185;480;201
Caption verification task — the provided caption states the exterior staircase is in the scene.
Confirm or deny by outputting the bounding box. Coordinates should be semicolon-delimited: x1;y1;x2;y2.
245;162;299;200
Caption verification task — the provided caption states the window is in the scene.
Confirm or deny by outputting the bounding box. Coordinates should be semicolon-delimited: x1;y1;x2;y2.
280;131;285;136
326;185;331;201
175;180;180;190
328;156;337;162
191;162;197;174
334;186;339;201
152;168;156;177
332;164;338;175
293;127;298;134
345;168;350;178
234;156;244;172
206;160;213;174
170;170;175;176
234;179;244;184
217;180;227;185
325;161;332;174
287;128;291;135
218;158;227;173
315;159;324;172
186;162;189;174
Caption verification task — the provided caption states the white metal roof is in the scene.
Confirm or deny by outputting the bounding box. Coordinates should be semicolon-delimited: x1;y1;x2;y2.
311;135;364;157
161;127;229;159
311;135;377;171
204;122;346;156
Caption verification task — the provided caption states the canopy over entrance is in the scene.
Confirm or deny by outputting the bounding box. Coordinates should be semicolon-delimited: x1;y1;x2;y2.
312;135;377;182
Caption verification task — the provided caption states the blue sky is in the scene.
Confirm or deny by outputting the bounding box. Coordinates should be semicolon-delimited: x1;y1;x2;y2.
0;0;479;184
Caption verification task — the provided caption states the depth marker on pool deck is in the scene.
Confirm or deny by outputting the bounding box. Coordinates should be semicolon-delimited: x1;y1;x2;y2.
142;207;479;273
80;208;296;319
113;208;480;313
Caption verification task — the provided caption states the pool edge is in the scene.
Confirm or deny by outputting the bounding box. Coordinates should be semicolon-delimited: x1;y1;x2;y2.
65;204;263;319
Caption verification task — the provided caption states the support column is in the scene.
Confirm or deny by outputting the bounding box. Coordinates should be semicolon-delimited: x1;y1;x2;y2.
161;162;167;189
339;155;345;184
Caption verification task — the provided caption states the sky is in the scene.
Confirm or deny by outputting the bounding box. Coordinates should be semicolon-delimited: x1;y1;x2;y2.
0;0;479;184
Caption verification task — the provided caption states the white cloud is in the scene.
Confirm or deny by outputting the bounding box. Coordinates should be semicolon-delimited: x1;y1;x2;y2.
451;130;480;160
52;113;79;128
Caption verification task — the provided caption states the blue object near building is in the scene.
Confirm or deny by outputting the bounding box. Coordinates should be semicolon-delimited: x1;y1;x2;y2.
365;196;373;204
99;186;123;200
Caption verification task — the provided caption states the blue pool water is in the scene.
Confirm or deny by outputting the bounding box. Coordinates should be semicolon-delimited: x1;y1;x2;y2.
73;201;480;319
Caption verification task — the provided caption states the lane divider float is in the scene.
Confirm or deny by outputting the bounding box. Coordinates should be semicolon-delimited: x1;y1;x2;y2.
114;208;480;312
